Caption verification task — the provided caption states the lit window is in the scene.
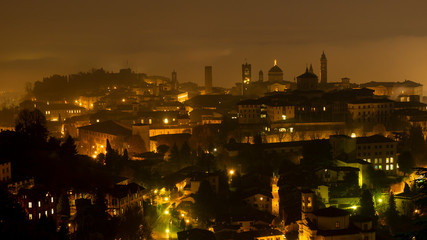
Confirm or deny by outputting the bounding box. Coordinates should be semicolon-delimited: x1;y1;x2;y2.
38;213;41;219
336;221;340;228
379;165;382;170
51;209;54;214
390;164;394;170
397;163;399;168
38;201;41;207
45;211;48;216
28;202;32;208
374;158;378;164
51;197;54;203
386;158;389;163
386;165;389;170
29;214;33;220
390;157;393;163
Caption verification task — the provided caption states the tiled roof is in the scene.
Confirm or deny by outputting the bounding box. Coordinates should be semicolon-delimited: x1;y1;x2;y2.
78;120;132;136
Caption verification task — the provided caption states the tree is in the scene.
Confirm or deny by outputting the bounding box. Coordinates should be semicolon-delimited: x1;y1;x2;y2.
123;149;129;161
180;141;192;166
359;189;376;219
60;135;78;161
408;125;426;156
118;205;147;240
193;180;217;226
385;192;399;231
169;143;179;162
399;151;416;176
15;108;48;142
56;192;70;220
156;144;169;155
404;182;411;193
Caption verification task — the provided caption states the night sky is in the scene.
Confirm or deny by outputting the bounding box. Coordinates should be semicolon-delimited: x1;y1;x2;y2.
1;0;427;92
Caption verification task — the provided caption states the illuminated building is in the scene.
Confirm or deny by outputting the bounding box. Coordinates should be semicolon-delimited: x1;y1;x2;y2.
268;59;283;82
360;80;423;100
347;98;394;127
78;120;133;155
356;135;398;173
17;186;56;221
299;191;375;240
105;182;145;216
242;190;273;213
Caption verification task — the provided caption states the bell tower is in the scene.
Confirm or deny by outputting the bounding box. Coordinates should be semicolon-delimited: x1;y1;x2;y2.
301;190;314;220
271;174;280;216
242;62;251;96
320;51;327;85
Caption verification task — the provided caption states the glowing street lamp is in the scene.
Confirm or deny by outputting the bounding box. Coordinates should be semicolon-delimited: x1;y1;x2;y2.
229;169;235;175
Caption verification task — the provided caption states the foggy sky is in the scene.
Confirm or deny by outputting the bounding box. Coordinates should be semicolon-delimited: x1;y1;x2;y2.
1;0;427;93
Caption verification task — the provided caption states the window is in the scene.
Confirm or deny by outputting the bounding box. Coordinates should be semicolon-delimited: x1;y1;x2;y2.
379;165;382;170
51;208;54;214
51;197;54;203
390;157;394;163
386;165;389;170
45;210;48;216
38;201;41;207
390;164;394;170
28;202;32;208
336;221;340;228
29;214;33;220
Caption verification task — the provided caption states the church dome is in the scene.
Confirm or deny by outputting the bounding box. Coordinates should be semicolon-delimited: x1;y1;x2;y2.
269;65;283;73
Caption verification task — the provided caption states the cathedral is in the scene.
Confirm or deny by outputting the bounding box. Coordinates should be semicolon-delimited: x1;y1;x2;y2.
239;52;329;97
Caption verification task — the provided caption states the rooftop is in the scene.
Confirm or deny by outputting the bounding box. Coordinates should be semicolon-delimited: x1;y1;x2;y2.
78;120;132;136
356;134;395;144
313;207;349;217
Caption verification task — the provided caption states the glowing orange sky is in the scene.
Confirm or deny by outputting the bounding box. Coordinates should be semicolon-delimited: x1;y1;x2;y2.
1;0;427;93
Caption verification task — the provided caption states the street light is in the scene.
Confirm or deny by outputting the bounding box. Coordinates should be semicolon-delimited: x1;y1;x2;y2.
229;169;235;175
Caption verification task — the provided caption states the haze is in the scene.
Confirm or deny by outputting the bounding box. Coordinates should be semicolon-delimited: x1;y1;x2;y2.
1;0;427;92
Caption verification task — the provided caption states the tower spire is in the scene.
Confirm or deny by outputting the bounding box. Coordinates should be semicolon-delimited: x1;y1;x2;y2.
274;59;277;66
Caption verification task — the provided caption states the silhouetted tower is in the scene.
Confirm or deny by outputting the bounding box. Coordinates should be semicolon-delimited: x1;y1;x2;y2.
309;64;314;73
241;62;251;95
259;70;264;82
205;66;212;94
171;70;178;90
320;51;327;85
